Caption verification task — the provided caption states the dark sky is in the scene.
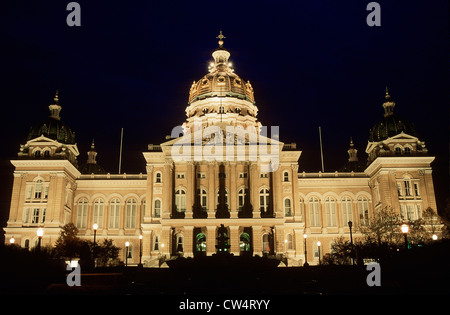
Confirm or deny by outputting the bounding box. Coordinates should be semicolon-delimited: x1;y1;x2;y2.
0;0;448;230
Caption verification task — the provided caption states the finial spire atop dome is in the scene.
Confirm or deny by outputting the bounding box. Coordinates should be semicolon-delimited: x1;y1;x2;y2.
48;89;62;120
216;30;226;48
382;86;396;117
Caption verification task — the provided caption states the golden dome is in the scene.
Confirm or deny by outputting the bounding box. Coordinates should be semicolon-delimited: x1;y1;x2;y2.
188;32;255;105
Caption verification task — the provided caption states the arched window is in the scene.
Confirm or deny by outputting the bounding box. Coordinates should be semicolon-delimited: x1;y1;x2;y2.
286;234;293;250
284;198;292;217
155;172;162;183
238;188;246;212
76;198;88;228
109;198;120;228
125;198;137;228
395;147;402;155
309;197;320;227
34;180;43;199
34;150;41;158
325;196;337;227
357;196;369;226
176;234;184;253
404;146;411;156
43;150;50;158
24;239;30;251
342;196;353;225
153;235;159;251
283;171;289;182
259;188;270;213
199;189;207;210
195;233;206;253
240;233;251;252
93;199;104;228
175;189;186;213
262;233;271;254
154;199;161;217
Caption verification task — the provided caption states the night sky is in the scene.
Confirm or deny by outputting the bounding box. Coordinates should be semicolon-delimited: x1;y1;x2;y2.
0;1;448;232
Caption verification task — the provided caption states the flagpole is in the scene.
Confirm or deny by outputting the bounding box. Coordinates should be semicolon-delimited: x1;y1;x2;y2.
319;126;324;172
118;128;123;174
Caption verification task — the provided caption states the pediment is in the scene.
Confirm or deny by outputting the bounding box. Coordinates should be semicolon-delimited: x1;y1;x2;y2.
26;135;61;146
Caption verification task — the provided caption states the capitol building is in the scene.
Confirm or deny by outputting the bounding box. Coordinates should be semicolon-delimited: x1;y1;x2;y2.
2;33;438;267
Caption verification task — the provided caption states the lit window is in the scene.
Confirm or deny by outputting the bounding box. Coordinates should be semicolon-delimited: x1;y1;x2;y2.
238;188;245;212
175;189;186;212
342;197;353;225
154;199;161;217
93;199;104;228
309;197;320;227
357;197;369;226
76;198;88;228
325;197;337;227
284;198;292;217
109;198;120;228
262;234;270;253
259;188;270;213
199;189;207;210
125;199;137;228
34;180;42;199
286;234;293;250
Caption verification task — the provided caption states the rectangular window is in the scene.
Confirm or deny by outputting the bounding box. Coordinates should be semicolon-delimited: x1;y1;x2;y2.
41;208;46;223
404;181;411;196
197;173;206;179
126;201;137;228
24;208;30;223
32;208;40;224
109;201;120;229
309;199;320;227
26;186;33;200
44;186;49;199
397;183;402;196
414;183;420;196
239;172;248;178
176;173;185;179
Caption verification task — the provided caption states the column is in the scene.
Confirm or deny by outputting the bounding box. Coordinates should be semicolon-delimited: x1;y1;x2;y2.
291;165;300;221
230;162;238;218
229;225;240;255
145;165;154;222
185;162;194;219
251;163;260;218
162;162;173;219
206;225;216;256
207;162;215;218
184;226;194;257
161;226;171;257
252;225;262;256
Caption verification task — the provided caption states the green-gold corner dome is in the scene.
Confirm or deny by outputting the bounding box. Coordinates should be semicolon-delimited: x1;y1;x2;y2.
368;89;417;142
26;91;76;145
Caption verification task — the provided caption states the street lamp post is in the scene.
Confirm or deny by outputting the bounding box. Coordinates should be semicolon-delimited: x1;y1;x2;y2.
317;241;321;265
303;234;308;266
348;221;355;265
401;224;409;250
138;234;143;268
125;241;130;267
36;228;44;252
93;223;98;265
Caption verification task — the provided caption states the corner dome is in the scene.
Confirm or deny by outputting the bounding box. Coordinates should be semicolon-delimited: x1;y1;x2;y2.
369;89;417;142
27;91;76;144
